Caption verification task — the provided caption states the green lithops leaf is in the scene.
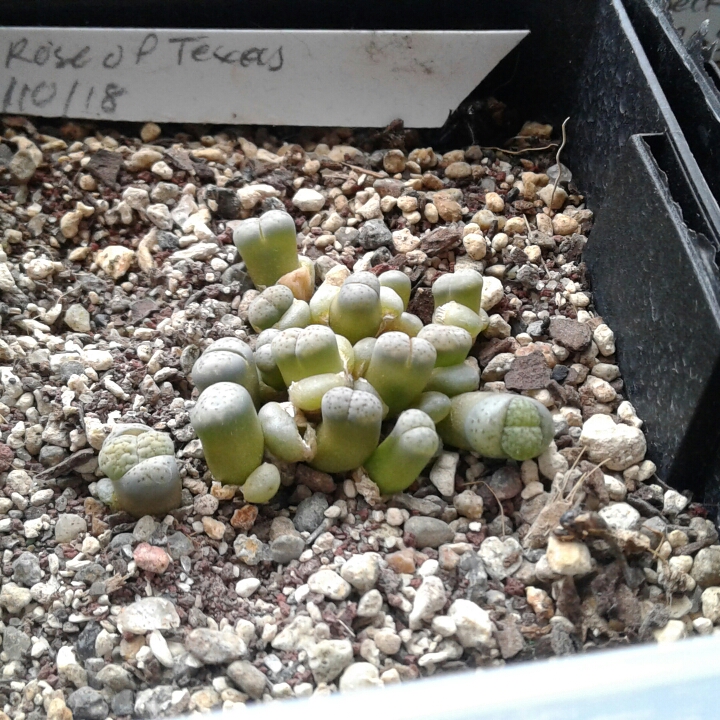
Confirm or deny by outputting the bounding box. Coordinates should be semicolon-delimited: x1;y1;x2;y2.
233;209;300;288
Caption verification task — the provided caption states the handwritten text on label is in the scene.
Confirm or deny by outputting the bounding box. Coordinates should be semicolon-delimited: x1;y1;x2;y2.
0;28;528;127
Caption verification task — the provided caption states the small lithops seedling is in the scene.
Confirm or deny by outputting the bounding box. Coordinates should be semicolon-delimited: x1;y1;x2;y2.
417;324;473;367
410;391;452;424
190;382;264;485
379;286;404;325
191;337;260;405
98;424;181;517
271;325;343;385
287;371;351;413
385;311;423;337
308;266;350;320
233;208;300;287
433;301;489;340
425;359;481;397
378;270;411;309
364;332;437;415
310;386;383;473
248;285;311;333
255;329;286;391
437;391;553;461
329;271;382;345
241;463;282;503
258;402;316;463
364;409;439;494
432;269;483;313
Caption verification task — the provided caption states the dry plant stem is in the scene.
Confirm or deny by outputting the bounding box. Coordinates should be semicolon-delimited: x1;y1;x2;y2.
549;117;570;210
483;143;559;156
481;480;507;538
339;162;387;179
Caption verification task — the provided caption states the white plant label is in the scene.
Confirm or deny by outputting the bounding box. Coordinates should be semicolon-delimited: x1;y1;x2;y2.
0;28;528;127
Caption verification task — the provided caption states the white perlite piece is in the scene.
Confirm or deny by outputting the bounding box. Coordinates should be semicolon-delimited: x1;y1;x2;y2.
479;536;523;580
235;578;261;598
339;553;380;593
339;663;383;692
429;451;459;497
306;639;353;684
546;535;593;576
307;568;352;601
409;576;447;629
116;597;181;634
664;490;690;516
96;245;135;279
579;414;647;471
448;599;495;649
481;275;504;310
701;587;720;623
598;502;641;531
292;188;325;213
593;324;616;355
653;620;687;643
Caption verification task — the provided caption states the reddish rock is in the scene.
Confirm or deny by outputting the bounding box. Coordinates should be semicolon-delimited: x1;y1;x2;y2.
476;337;516;367
407;287;434;325
420;226;462;256
231;505;258;532
296;464;336;494
133;543;171;574
548;317;592;352
504;351;552;391
0;444;14;473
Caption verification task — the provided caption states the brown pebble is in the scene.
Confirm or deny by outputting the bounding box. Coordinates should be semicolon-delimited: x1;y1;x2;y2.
504;351;551;391
231;505;258;532
386;548;416;574
548;317;592;352
296;464;336;494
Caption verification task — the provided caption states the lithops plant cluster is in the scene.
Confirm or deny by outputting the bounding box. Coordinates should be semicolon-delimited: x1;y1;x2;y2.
97;206;553;514
174;207;555;506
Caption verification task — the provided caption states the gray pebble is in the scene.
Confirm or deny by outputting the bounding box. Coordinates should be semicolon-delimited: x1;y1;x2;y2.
335;227;359;247
270;535;305;564
227;660;267;699
76;622;102;661
112;689;135;717
58;360;86;384
404;516;454;548
133;515;158;542
39;445;68;468
185;628;246;664
293;493;329;533
12;552;43;586
357;219;392;250
166;531;194;560
691;547;720;588
67;687;109;720
3;626;31;660
55;513;87;542
180;345;201;376
96;664;136;691
108;532;137;551
74;563;107;586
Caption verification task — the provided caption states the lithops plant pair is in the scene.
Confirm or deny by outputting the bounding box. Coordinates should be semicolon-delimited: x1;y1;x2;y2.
97;424;181;517
101;207;555;516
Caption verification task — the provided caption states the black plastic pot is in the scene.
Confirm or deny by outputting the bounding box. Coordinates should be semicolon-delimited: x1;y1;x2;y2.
5;0;720;512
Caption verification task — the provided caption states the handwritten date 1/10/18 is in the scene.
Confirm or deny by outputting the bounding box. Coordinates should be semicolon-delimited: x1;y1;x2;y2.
1;77;127;117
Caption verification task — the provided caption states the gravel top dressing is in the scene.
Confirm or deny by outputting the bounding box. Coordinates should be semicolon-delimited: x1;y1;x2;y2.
0;115;717;719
